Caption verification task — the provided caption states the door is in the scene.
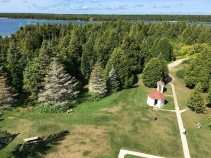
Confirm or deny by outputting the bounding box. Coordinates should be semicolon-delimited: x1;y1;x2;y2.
154;99;158;105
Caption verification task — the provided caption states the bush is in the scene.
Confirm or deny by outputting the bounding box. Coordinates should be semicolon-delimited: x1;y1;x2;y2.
176;69;186;78
33;104;69;113
181;59;192;65
79;92;104;102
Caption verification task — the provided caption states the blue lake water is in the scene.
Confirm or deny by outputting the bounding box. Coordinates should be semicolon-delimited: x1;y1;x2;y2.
0;18;85;37
1;18;211;37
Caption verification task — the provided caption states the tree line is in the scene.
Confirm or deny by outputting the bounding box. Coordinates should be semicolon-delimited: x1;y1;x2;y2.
1;13;211;22
0;20;211;109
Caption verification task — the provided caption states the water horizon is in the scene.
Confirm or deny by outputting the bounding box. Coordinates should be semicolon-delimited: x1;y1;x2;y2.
1;18;211;37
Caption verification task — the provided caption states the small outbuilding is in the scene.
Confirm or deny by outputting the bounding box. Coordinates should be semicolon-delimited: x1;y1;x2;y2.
147;81;165;108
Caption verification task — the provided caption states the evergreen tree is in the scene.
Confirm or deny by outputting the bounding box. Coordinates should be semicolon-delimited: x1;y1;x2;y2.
105;47;135;88
140;38;151;66
107;67;120;93
6;42;26;93
89;62;107;95
151;37;174;61
181;25;194;45
184;46;211;90
207;82;211;106
23;48;51;103
142;54;169;88
0;76;17;109
81;34;97;81
187;83;206;114
38;58;80;106
121;32;143;73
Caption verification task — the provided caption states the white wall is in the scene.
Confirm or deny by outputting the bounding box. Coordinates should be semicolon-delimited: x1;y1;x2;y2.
147;96;154;106
157;99;165;108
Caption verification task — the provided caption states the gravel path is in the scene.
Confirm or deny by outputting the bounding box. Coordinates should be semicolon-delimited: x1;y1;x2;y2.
168;59;188;70
168;59;191;158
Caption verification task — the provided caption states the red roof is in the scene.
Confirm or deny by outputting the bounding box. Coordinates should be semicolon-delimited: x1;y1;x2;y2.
148;91;165;99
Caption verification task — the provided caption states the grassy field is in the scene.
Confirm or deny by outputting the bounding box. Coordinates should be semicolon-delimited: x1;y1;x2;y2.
171;62;211;158
1;61;210;158
0;83;183;158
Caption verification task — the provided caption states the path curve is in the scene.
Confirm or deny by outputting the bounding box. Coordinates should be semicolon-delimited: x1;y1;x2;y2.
168;59;191;158
168;59;188;70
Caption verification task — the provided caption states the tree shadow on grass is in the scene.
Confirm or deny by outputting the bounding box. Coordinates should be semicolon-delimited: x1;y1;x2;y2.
206;104;211;108
10;130;70;158
167;75;172;83
0;131;19;150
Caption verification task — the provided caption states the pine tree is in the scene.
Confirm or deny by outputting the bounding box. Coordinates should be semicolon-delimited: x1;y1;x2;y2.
0;76;17;109
187;83;206;114
23;48;51;103
81;34;97;81
142;54;169;88
105;47;134;88
89;62;107;95
184;46;211;90
6;41;26;93
107;67;120;93
38;58;80;106
207;82;211;106
151;37;174;61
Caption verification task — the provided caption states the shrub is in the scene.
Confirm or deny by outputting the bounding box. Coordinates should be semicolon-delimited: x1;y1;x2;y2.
33;104;69;114
83;151;92;156
78;92;107;103
176;69;186;78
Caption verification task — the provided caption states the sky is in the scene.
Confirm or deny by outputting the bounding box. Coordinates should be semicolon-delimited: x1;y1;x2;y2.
0;0;211;15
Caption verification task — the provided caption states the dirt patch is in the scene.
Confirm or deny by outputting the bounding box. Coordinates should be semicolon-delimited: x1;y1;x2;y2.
207;107;211;113
102;104;122;113
141;118;149;121
11;119;32;134
46;125;109;158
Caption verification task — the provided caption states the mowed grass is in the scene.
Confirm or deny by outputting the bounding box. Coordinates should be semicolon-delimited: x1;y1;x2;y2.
0;84;183;158
170;62;211;158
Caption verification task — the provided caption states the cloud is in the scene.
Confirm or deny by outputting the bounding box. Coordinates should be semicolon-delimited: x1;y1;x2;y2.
91;0;98;2
152;5;170;9
161;6;170;9
105;5;128;10
1;0;10;2
80;6;89;10
32;3;49;11
133;4;144;8
77;0;84;3
23;0;28;3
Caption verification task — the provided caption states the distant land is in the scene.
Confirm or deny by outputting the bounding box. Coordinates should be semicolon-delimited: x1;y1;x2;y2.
1;13;211;22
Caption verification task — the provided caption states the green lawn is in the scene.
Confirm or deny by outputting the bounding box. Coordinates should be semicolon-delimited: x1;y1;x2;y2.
170;62;211;158
2;61;210;158
0;84;183;158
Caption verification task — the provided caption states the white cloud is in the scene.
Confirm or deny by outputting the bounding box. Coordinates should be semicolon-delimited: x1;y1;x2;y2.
1;0;10;2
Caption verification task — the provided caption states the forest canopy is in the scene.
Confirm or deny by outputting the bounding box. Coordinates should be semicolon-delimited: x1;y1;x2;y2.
1;18;211;106
1;13;211;22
